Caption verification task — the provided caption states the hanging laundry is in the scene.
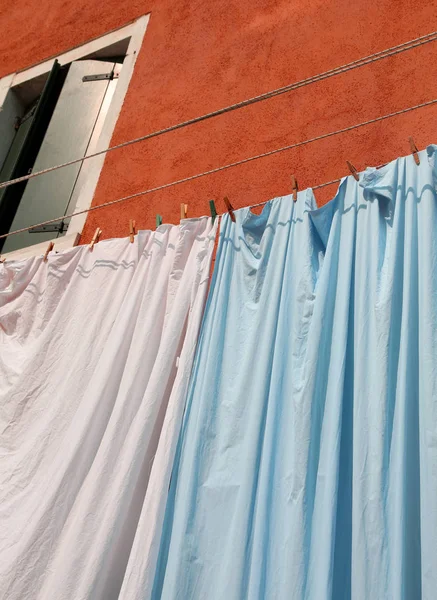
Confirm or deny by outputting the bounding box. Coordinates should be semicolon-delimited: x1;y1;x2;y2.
150;148;437;600
0;218;217;600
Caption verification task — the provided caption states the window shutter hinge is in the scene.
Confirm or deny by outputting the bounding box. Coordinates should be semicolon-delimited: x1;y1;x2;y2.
82;70;118;83
29;221;67;234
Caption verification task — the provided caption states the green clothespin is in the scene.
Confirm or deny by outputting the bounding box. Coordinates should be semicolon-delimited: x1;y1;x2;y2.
156;214;163;228
209;200;218;224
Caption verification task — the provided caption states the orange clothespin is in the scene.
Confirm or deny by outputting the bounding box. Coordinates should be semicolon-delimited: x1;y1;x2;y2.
129;219;136;243
291;175;298;202
409;137;420;165
224;196;236;223
346;160;360;181
43;241;54;262
89;227;102;251
180;204;188;220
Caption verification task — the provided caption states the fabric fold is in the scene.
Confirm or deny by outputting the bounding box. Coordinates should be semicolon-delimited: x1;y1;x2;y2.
0;217;217;600
152;149;437;600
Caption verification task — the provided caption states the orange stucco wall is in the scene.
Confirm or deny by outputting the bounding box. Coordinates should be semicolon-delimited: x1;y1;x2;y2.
1;1;437;242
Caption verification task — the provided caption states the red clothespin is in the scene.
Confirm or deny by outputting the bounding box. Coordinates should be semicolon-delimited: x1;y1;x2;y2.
291;175;298;202
89;227;102;251
346;160;360;181
129;219;136;243
43;241;54;262
224;196;236;222
180;204;188;220
409;137;420;165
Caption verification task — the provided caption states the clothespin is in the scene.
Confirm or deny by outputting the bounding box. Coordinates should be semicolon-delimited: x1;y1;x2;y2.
180;204;188;220
89;227;102;251
129;219;136;243
43;241;54;262
224;196;236;223
209;200;218;224
346;160;360;181
409;137;420;165
156;214;163;228
291;175;298;202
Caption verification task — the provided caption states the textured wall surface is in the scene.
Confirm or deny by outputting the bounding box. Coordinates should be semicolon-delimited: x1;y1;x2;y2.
1;1;437;242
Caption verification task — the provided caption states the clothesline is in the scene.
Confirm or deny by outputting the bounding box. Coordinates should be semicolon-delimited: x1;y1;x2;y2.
0;97;435;246
0;29;437;192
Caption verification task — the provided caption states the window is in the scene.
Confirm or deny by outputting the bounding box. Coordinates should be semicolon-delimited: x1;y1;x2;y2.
0;16;149;258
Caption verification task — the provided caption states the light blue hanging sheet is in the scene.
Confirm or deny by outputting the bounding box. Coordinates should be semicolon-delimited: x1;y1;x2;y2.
152;147;437;600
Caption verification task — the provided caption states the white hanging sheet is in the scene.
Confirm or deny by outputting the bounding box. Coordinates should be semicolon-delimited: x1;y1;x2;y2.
0;217;216;600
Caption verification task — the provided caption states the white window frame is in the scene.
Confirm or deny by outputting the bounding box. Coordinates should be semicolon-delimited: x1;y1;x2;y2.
0;14;149;261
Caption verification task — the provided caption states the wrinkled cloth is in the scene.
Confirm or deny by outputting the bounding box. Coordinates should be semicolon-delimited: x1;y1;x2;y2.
152;149;437;600
0;218;216;600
